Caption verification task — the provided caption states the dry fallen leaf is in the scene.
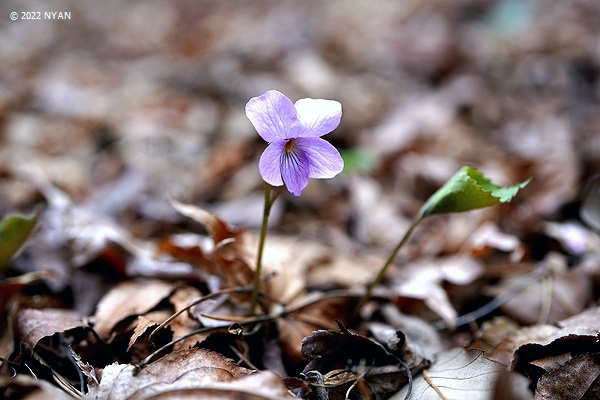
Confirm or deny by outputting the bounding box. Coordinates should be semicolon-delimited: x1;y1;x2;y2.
535;353;600;400
466;221;522;257
87;347;291;400
163;285;206;349
0;271;56;356
0;271;53;313
489;305;600;374
391;254;484;327
487;324;562;367
379;304;443;362
166;200;256;293
485;253;592;325
262;234;383;303
169;198;242;245
88;348;250;399
3;1;600;398
469;316;521;354
391;348;504;400
0;374;73;400
127;315;159;352
92;279;173;340
16;308;85;353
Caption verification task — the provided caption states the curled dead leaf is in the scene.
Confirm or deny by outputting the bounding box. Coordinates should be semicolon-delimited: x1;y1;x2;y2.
488;306;600;372
169;198;241;245
16;308;85;353
165;200;256;292
128;316;159;352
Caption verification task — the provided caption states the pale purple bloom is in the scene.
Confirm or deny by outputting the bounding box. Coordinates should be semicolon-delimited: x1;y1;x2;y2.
245;90;344;196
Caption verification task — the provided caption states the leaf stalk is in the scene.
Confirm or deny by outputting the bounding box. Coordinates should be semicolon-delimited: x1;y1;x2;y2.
355;209;425;316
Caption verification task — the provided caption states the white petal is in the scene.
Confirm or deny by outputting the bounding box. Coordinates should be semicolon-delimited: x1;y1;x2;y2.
294;98;342;137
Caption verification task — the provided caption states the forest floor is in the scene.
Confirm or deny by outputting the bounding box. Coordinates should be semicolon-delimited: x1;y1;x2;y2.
2;1;600;399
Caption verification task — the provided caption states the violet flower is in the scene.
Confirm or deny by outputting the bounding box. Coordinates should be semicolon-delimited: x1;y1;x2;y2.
245;90;344;196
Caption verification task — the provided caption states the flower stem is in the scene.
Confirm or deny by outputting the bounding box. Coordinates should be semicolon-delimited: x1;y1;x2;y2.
354;210;425;317
251;184;276;315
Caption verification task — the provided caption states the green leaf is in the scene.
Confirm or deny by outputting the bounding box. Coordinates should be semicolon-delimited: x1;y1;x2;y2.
0;210;40;271
420;166;531;217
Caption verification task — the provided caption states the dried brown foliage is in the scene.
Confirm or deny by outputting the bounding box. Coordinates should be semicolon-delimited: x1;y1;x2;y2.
3;1;600;399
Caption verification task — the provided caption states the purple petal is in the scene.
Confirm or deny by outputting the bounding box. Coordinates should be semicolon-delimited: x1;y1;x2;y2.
258;140;285;186
296;137;344;179
280;147;310;196
245;90;302;142
294;98;342;137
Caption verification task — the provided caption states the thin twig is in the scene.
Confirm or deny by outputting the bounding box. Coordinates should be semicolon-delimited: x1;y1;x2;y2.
135;289;378;372
285;290;371;315
51;370;83;399
150;274;283;340
345;360;370;400
134;325;230;373
197;313;249;322
24;363;37;380
149;286;248;339
422;369;447;400
228;345;259;371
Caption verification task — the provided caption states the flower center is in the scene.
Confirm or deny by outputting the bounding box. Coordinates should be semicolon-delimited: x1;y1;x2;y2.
284;138;296;154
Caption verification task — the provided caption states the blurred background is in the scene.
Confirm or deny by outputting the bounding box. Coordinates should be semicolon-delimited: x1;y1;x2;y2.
1;0;600;257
